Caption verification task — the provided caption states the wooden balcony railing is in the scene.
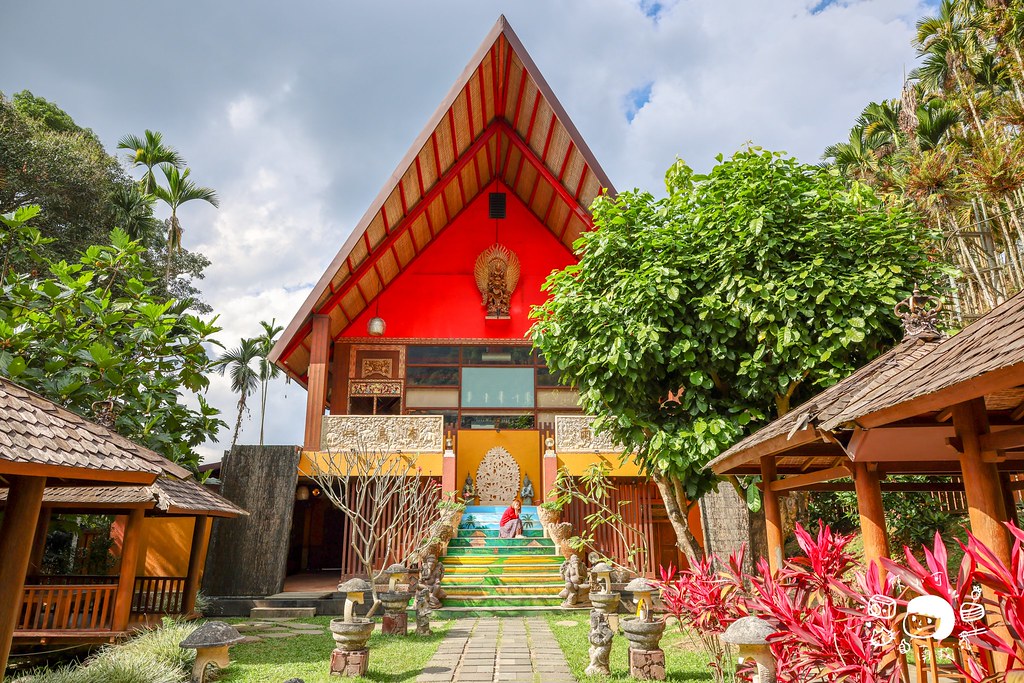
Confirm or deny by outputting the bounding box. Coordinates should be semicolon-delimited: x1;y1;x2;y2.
17;584;117;632
132;576;187;615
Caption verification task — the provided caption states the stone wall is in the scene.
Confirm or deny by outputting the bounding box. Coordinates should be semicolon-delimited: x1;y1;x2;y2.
203;445;301;597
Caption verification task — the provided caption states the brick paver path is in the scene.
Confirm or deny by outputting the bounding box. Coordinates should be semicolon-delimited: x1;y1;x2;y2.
417;618;575;683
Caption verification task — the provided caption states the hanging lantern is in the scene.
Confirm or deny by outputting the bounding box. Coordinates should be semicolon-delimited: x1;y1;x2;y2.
295;485;310;501
367;316;386;336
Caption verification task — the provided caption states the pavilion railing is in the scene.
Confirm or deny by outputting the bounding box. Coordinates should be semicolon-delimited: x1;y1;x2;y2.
17;583;117;632
131;576;187;615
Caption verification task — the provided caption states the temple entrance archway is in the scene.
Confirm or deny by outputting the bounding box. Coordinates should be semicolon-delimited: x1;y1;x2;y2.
456;430;541;506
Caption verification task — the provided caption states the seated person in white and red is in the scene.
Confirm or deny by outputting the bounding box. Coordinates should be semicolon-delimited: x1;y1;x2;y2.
499;499;524;538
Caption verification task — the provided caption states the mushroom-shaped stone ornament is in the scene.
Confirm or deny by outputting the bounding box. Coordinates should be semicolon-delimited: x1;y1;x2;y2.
625;577;656;621
339;577;372;622
721;616;778;683
383;563;412;591
179;621;244;683
591;562;613;594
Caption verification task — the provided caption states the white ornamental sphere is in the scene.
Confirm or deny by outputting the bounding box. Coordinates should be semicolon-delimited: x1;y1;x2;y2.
367;316;386;336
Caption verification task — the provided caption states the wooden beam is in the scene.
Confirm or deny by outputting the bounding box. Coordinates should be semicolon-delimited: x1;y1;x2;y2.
182;515;210;616
761;456;784;575
0;475;45;674
935;407;953;422
1012;399;1024;422
303;315;331;451
979;424;1024;453
112;507;145;631
28;508;51;575
768;465;851;493
853;462;889;573
329;341;350;415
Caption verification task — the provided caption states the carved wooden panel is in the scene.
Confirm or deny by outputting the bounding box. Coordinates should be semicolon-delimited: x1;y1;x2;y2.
349;380;403;396
554;415;621;453
475;447;521;505
321;415;444;453
350;345;405;380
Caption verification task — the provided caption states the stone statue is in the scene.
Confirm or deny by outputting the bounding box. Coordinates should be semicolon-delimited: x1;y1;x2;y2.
521;474;534;505
586;610;614;677
474;244;520;318
414;589;432;636
559;554;590;607
417;554;446;609
461;473;475;504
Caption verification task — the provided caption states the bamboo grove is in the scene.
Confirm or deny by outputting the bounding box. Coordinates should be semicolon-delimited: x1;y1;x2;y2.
825;0;1024;321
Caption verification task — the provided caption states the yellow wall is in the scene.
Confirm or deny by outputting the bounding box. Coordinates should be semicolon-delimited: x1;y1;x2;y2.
556;452;642;477
299;451;444;477
135;517;206;578
457;430;541;503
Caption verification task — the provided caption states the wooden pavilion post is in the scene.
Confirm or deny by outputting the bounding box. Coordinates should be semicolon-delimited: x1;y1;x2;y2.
1000;472;1019;528
112;508;145;632
303;314;331;451
760;456;784;574
182;515;210;615
0;475;46;674
852;462;889;574
28;507;52;575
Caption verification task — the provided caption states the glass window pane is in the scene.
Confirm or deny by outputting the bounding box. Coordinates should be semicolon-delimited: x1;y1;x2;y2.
536;388;580;408
407;346;459;364
460;414;535;430
405;388;459;408
461;367;534;407
407;366;459;386
462;346;533;365
536;365;567;387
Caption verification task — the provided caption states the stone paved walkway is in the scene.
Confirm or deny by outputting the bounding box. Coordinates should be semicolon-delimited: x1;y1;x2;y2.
416;618;575;683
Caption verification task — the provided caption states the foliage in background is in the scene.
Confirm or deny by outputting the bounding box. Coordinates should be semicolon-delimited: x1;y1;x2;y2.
531;148;947;561
214;319;284;448
824;0;1024;319
0;207;224;470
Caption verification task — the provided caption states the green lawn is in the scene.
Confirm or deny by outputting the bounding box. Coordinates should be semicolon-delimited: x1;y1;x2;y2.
220;617;451;683
543;614;714;682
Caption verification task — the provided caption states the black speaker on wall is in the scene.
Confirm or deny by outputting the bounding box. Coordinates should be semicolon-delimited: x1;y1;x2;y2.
489;192;507;219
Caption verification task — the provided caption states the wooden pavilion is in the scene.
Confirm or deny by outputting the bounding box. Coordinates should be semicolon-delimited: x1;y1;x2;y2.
709;289;1024;579
0;378;244;674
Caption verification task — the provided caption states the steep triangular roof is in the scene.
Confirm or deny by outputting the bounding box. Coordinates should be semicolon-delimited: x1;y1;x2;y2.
271;16;615;383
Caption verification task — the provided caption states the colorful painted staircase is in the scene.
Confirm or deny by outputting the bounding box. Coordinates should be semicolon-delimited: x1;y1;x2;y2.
437;505;571;618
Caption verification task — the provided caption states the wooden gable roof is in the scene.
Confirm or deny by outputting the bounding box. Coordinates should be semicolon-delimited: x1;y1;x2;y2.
270;16;615;384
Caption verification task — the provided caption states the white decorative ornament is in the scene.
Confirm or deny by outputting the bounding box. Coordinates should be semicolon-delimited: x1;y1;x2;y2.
475;447;520;505
903;595;956;641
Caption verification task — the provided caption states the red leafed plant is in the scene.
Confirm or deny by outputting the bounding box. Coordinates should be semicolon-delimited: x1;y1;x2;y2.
657;548;747;683
745;522;901;683
960;523;1024;673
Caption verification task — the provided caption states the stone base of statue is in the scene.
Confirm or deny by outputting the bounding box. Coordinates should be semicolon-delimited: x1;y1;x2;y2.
415;611;431;636
628;648;666;681
586;609;613;677
382;611;407;635
330;648;369;677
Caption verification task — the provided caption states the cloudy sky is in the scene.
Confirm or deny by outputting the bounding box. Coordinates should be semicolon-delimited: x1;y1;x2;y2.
1;0;932;462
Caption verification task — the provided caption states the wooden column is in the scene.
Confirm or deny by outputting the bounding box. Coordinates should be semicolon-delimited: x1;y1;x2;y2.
760;456;784;574
28;507;52;575
0;475;46;675
852;462;889;573
542;436;559;502
329;341;351;415
182;515;210;616
303;314;331;451
1000;472;1020;528
112;508;145;631
952;399;1012;566
442;435;456;495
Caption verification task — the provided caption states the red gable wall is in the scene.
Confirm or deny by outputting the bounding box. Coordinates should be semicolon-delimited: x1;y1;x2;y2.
343;181;576;340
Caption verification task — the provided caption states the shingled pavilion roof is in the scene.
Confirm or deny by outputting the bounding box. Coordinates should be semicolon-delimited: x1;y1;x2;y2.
270;16;615;384
0;378;170;484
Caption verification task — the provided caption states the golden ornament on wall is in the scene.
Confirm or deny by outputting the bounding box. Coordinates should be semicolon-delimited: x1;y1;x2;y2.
474;243;520;319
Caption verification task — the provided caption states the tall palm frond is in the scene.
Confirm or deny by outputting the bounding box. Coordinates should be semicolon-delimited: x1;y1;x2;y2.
109;183;160;244
214;337;261;451
117;130;185;194
152;165;219;282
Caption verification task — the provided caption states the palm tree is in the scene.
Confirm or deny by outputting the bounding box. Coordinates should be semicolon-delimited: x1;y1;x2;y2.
152;164;219;283
109;183;160;244
117;130;185;195
215;337;261;451
822;125;884;183
916;0;986;136
254;319;284;446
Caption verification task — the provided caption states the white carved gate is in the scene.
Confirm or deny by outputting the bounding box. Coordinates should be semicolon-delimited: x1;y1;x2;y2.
475;447;520;505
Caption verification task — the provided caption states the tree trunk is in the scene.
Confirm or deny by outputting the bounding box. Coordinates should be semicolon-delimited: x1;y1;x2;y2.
652;472;703;565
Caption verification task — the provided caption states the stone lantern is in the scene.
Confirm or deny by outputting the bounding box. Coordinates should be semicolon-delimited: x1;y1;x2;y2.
329;578;375;677
621;577;666;681
721;616;777;683
379;563;414;635
588;561;620;615
179;621;244;683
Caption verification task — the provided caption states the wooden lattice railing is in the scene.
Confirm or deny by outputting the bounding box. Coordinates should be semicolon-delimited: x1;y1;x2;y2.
131;576;186;615
17;584;117;631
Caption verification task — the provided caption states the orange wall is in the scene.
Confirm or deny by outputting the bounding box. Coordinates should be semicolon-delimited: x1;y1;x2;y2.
457;429;542;504
556;452;643;477
299;451;444;477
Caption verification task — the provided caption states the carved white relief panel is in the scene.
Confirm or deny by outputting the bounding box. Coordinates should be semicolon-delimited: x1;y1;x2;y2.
321;415;444;453
554;415;621;453
475;447;520;505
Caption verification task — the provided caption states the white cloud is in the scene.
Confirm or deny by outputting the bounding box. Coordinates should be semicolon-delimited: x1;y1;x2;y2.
0;0;933;462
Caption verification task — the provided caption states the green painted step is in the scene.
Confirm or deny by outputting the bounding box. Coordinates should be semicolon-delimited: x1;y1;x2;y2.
430;605;586;619
445;546;555;556
442;574;562;585
442;584;563;596
443;595;564;608
456;528;544;538
447;537;554;548
443;556;562;567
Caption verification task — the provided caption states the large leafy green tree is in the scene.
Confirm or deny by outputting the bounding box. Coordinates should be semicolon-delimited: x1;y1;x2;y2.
0;206;225;471
531;148;947;561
